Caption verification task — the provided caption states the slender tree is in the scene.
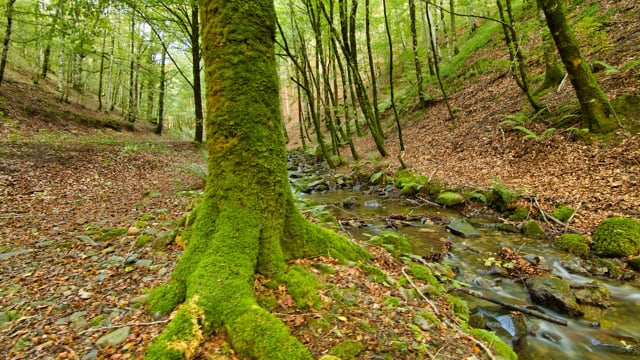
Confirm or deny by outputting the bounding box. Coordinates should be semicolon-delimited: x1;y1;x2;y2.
408;0;426;107
0;0;17;86
145;1;366;358
382;0;405;153
155;48;167;135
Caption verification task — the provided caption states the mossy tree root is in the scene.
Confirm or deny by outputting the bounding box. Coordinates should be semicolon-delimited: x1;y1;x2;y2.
146;202;367;359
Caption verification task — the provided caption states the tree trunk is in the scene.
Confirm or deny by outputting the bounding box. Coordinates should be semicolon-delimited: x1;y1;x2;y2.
155;49;166;135
191;4;204;143
97;35;106;111
408;0;426;108
536;0;617;133
145;1;367;358
383;0;405;152
126;9;136;124
0;0;17;86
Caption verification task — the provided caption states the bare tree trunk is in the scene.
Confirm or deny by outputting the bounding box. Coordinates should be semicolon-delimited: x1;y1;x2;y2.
126;9;136;124
0;0;17;86
383;0;405;153
408;0;426;108
155;49;166;135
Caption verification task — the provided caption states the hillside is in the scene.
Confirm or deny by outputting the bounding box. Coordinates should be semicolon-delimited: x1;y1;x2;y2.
286;0;640;234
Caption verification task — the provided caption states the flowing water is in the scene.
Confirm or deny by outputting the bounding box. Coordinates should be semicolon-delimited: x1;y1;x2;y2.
299;188;640;359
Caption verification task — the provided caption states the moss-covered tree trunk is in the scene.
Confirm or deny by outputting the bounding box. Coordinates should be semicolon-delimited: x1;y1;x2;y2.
537;0;617;133
145;1;366;359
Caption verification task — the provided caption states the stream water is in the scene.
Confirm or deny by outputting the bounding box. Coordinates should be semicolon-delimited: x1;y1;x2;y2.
298;188;640;359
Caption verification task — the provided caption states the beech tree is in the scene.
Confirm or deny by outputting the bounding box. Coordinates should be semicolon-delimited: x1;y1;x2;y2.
536;0;617;133
145;1;367;358
0;0;17;86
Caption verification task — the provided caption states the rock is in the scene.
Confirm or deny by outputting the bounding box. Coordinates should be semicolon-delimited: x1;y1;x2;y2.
136;259;153;268
69;311;88;330
131;294;149;304
78;289;93;300
570;281;611;308
591;217;640;257
0;249;29;260
76;235;98;246
468;312;486;329
554;234;590;258
127;227;140;236
35;240;56;248
436;191;465;206
342;196;359;208
152;229;177;250
96;326;130;347
627;256;640;271
522;220;546;239
413;315;432;331
364;200;382;209
525;276;583;317
447;220;480;238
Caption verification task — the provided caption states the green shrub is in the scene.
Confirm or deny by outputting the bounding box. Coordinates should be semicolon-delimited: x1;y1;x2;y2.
591;217;640;257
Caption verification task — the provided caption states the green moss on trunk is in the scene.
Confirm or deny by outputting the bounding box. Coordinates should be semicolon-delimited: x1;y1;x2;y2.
145;1;367;358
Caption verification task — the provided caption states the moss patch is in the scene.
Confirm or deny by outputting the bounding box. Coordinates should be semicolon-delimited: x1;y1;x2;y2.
553;205;575;223
591;217;640;257
436;191;465;206
554;233;590;258
522;220;546;239
465;328;518;360
329;339;364;360
282;264;320;310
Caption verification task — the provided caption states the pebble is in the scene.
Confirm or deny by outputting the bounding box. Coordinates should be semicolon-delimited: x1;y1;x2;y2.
96;326;130;347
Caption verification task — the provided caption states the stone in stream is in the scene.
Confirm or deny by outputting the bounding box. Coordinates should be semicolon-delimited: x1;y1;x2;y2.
525;276;584;317
570;281;611;308
446;220;480;238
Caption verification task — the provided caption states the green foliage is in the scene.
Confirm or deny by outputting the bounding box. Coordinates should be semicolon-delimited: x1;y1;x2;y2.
369;170;384;185
591;217;640;257
487;177;524;213
282;265;320;310
329;340;364;360
554;234;590;258
522;220;546;239
365;231;412;257
407;262;442;291
553;205;575;223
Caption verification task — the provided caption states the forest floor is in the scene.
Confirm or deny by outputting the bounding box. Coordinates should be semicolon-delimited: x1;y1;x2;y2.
0;0;639;358
0;80;491;359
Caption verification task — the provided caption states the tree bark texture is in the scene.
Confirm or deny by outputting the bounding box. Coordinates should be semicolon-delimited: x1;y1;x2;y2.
0;0;17;86
145;1;367;358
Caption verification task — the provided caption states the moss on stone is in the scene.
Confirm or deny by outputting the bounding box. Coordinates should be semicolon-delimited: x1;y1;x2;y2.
553;205;575;223
99;227;127;241
465;328;518;360
436;191;465;206
367;231;411;257
360;264;388;284
554;233;590;258
135;234;153;248
282;265;320;310
627;256;640;271
508;205;529;221
329;339;364;360
591;217;640;257
522;220;546;239
446;294;469;322
408;262;442;291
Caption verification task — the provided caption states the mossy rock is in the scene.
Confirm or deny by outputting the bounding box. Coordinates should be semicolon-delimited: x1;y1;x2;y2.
436;191;465;206
329;340;364;360
522;220;546;239
552;205;575;223
554;234;590;258
627;256;640;271
508;205;529;221
591;217;640;257
282;265;320;310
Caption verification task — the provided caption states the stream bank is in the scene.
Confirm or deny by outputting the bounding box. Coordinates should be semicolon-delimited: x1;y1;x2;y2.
289;152;640;359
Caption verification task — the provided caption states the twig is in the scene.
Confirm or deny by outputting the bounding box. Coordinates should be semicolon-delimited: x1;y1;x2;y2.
417;196;441;208
403;260;495;359
557;74;569;92
401;266;440;316
564;202;582;232
78;320;169;335
453;287;568;326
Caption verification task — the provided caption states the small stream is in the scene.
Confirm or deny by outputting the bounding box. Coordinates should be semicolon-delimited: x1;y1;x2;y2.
297;187;640;359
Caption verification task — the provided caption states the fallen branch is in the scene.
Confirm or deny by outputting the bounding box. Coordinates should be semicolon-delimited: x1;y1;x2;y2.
402;267;496;360
79;320;170;335
564;202;582;232
453;287;568;326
